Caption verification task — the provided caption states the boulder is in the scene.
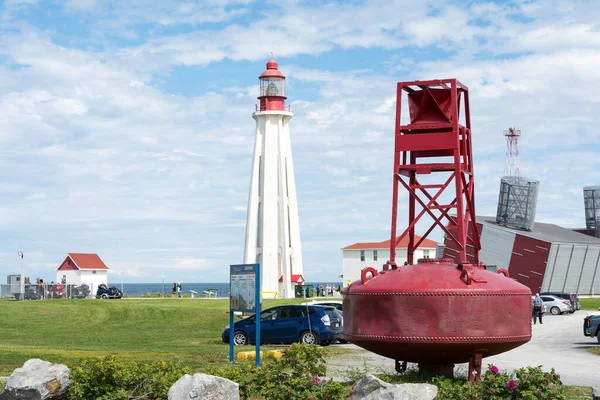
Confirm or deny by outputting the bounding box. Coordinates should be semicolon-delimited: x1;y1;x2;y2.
168;373;239;400
347;374;438;400
592;386;600;400
0;359;71;400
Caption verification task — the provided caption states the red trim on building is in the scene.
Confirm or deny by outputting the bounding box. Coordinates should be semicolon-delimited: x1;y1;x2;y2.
343;235;438;250
56;253;109;271
508;235;550;292
57;257;78;271
279;274;304;283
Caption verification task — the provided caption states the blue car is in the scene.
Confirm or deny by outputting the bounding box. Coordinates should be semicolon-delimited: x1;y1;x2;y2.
222;305;343;346
96;283;123;299
584;313;600;343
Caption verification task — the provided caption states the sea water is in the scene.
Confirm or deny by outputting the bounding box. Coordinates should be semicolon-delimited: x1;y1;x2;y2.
108;282;343;297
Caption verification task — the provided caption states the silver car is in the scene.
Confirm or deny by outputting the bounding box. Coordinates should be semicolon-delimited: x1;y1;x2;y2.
540;295;572;315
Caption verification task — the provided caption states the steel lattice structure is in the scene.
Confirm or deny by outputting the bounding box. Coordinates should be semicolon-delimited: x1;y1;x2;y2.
504;127;521;179
496;176;539;231
389;79;480;266
584;186;600;238
495;127;539;231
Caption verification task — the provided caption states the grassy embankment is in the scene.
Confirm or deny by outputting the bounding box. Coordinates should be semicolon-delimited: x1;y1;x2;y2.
0;297;312;376
0;297;598;398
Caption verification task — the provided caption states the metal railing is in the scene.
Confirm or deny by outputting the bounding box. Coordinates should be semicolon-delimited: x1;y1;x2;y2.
0;283;98;300
255;104;291;112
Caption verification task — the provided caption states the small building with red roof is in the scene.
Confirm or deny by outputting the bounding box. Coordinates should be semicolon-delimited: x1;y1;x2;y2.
56;253;109;290
342;235;439;285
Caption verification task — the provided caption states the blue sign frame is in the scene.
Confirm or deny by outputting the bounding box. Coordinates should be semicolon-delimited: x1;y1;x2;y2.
229;263;261;366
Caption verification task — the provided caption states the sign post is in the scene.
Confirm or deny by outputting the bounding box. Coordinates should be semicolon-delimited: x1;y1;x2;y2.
229;263;261;366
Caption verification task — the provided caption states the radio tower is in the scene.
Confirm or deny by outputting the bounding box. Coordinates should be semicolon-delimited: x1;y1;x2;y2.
496;127;539;231
504;127;521;178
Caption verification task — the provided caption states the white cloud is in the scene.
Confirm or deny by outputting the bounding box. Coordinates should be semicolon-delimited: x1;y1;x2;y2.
0;0;599;284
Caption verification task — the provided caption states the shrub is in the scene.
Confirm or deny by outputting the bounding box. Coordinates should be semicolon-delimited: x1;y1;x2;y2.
433;364;566;400
208;343;346;400
68;355;191;400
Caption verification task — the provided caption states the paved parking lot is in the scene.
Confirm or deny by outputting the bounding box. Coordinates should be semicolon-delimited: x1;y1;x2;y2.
329;312;600;386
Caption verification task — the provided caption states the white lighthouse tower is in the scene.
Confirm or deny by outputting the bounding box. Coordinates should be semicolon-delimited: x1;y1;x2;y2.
243;59;304;299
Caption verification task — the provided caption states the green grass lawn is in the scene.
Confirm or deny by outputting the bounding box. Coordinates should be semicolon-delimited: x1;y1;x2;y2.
579;297;600;310
0;298;309;376
0;297;596;399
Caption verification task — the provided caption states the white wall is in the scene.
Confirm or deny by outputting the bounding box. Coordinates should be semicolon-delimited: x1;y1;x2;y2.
55;269;108;293
543;243;600;295
244;110;302;299
80;270;108;294
479;224;516;270
56;270;80;285
342;247;436;285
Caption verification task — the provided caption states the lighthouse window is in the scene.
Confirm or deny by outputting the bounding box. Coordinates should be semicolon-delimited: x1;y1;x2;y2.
360;250;365;261
260;78;284;97
266;82;279;96
373;250;378;261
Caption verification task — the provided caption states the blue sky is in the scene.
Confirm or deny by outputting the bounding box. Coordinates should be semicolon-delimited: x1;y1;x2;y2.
1;0;599;283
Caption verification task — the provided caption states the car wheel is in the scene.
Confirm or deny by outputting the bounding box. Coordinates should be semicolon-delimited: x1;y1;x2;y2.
233;331;248;346
300;331;318;346
101;294;109;299
550;306;560;315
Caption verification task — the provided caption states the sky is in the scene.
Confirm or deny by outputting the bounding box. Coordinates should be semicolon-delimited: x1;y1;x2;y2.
0;0;599;283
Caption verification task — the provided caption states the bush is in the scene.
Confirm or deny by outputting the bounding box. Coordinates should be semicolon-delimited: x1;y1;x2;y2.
68;355;191;400
208;343;346;400
433;364;566;400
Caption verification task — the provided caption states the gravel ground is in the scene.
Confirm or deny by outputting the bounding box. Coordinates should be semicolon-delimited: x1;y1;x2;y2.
328;311;600;386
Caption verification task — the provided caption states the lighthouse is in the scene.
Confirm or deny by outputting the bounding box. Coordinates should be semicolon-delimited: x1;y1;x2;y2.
243;59;304;299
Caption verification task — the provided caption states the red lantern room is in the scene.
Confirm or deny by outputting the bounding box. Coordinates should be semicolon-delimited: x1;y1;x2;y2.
258;59;287;111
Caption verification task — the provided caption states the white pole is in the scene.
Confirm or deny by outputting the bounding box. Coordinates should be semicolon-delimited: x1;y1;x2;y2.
18;251;24;301
120;270;124;293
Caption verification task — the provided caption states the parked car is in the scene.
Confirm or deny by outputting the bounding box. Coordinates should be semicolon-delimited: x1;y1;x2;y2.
72;284;91;299
96;283;123;299
301;300;343;314
539;295;571;315
222;305;342;346
301;301;347;343
583;313;600;343
540;292;580;312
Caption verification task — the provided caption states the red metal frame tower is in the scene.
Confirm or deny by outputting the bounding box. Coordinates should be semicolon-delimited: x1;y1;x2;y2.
388;79;480;266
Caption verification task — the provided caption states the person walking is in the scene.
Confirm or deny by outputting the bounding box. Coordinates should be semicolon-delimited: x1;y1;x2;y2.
172;283;177;298
177;282;182;298
532;293;543;324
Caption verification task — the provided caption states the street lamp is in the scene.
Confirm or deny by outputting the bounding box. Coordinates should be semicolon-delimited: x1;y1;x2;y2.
17;251;23;301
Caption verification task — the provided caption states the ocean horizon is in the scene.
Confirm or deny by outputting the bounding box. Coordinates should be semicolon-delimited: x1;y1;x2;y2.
107;282;343;297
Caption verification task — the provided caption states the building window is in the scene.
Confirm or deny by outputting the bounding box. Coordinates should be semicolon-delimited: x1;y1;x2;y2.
373;250;378;261
423;249;431;259
360;250;365;262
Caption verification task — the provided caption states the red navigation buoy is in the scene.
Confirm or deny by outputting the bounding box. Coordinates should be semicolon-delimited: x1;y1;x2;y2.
343;79;532;381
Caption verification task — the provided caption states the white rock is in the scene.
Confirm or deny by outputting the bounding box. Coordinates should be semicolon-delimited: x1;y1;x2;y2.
0;359;71;400
168;373;239;400
347;374;438;400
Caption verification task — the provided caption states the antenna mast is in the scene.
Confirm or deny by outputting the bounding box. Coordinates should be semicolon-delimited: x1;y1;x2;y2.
504;127;521;179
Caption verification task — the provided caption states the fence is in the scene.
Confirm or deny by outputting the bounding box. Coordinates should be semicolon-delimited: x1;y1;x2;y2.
0;283;99;300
